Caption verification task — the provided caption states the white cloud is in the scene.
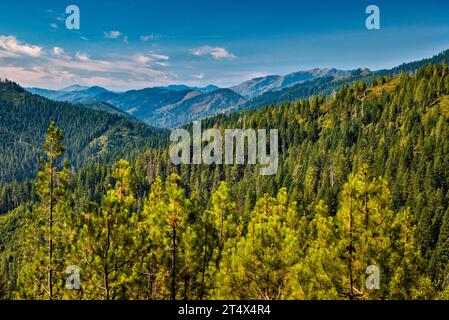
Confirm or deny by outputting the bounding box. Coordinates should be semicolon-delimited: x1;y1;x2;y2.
150;53;169;60
50;23;58;29
190;46;236;60
104;31;122;39
134;54;152;65
52;47;68;58
0;35;176;90
0;65;77;88
53;47;64;56
134;53;169;66
75;52;91;61
194;73;205;79
140;34;159;41
0;35;43;57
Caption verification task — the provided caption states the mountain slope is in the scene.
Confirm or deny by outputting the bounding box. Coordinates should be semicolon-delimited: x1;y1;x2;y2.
28;86;111;104
24;49;449;130
82;101;129;116
150;88;245;128
162;84;220;93
55;86;110;104
94;88;198;123
376;49;449;76
0;80;168;182
241;68;372;110
236;50;449;111
93;87;244;128
231;68;349;98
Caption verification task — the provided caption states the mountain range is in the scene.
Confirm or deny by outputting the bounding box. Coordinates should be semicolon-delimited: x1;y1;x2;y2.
1;80;168;182
26;49;449;129
4;45;449;301
26;68;355;128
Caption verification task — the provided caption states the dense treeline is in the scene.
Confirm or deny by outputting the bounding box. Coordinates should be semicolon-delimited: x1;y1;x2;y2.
2;62;449;299
243;49;449;112
0;79;169;182
0;180;34;215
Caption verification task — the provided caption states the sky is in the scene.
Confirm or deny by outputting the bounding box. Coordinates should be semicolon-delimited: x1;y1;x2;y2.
0;0;449;91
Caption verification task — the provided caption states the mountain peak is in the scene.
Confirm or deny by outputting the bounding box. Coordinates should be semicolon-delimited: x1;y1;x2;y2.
60;84;90;92
163;84;220;93
231;68;349;98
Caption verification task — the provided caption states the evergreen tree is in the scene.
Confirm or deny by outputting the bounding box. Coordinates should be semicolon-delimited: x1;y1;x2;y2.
15;122;69;300
77;160;141;300
200;182;237;299
142;174;190;300
215;189;302;299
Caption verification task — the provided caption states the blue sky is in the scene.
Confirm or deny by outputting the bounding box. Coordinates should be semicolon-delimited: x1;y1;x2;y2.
0;0;449;90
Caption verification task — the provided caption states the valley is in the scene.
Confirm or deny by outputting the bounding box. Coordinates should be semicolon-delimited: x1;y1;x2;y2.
2;49;449;300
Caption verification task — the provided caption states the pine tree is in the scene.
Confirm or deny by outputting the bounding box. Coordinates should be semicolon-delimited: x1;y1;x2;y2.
0;267;8;300
16;122;69;300
142;174;190;300
77;160;142;300
214;188;302;299
299;165;425;299
199;182;237;299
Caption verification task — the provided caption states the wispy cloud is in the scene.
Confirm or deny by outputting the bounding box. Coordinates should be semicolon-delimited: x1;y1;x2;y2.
75;51;91;62
0;35;175;90
0;35;43;58
190;46;236;60
140;34;160;42
52;47;64;56
50;23;58;29
194;73;205;79
52;46;70;59
104;31;122;39
134;53;170;67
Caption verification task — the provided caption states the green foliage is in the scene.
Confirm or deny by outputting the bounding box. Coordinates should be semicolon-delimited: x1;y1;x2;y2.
3;62;449;300
296;166;425;299
0;79;168;182
15;122;70;299
75;160;143;299
215;188;303;299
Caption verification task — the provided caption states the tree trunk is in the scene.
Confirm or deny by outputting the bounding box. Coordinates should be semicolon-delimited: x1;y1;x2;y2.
200;221;208;300
171;224;177;300
348;188;354;300
48;156;54;300
104;209;111;300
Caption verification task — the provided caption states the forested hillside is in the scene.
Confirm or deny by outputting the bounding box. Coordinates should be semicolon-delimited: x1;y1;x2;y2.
242;49;449;112
2;62;449;300
0;80;168;182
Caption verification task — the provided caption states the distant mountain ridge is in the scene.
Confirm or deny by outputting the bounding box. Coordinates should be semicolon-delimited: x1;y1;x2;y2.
161;84;220;93
231;68;350;98
26;68;350;128
27;85;110;104
150;88;245;128
25;49;449;128
1;80;168;182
